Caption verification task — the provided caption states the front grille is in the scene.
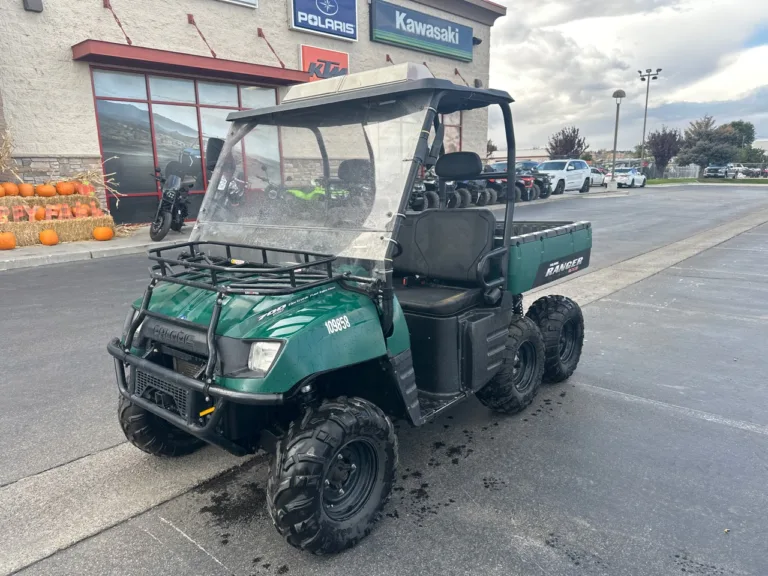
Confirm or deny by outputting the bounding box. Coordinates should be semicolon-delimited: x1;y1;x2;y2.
174;357;205;378
135;370;189;417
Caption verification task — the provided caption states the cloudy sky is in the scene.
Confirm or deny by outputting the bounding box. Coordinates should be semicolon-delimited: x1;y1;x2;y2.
487;0;768;151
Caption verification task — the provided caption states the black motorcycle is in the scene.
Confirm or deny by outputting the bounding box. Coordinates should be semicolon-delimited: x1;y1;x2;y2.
149;167;196;242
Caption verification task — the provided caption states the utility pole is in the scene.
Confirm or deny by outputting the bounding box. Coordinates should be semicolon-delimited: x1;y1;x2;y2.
611;90;626;182
638;68;662;170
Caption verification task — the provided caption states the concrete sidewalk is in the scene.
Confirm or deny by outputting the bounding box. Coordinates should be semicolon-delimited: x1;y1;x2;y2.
0;226;186;272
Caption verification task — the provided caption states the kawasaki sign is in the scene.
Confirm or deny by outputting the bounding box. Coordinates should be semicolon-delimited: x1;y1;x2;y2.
370;0;474;62
291;0;358;41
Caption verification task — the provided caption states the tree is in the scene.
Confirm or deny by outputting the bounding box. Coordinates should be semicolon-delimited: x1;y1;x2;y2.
546;126;589;159
677;115;738;175
646;126;682;177
632;144;643;158
580;151;594;162
737;146;766;164
486;139;498;158
684;115;716;143
724;120;755;148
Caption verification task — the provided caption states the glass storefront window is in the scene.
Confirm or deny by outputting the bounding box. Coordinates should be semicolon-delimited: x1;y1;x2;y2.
441;112;463;154
91;67;279;223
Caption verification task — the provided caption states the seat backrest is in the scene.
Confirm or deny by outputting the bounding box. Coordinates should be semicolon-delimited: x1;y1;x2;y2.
394;209;496;284
338;159;372;184
435;152;483;181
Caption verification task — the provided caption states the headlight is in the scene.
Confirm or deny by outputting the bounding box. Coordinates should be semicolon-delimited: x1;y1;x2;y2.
248;341;283;373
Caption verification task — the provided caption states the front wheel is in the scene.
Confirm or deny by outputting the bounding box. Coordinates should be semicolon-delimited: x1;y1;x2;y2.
554;180;565;195
456;188;472;208
424;191;440;210
267;397;397;555
640;178;646;188
118;397;204;457
150;211;172;241
476;316;545;414
475;189;490;206
486;188;498;204
445;190;461;209
580;178;591;193
538;183;551;199
629;179;636;188
526;295;585;383
532;184;541;200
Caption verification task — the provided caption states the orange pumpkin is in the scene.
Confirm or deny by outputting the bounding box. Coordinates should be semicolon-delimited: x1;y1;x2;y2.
19;183;35;197
56;181;75;196
34;206;46;221
2;182;20;196
75;182;95;196
36;184;56;197
0;232;16;250
74;204;91;217
39;229;59;246
0;184;5;198
92;226;114;241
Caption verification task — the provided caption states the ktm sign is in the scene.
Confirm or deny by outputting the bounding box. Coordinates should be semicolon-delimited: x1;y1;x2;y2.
300;45;349;82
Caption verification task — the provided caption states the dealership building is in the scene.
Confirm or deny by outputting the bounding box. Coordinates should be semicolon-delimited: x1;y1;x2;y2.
0;0;506;223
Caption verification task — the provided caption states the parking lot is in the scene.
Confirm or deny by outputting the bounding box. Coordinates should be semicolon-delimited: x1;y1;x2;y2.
3;185;768;576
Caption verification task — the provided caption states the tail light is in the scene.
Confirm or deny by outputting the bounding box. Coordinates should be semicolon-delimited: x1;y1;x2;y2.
522;177;534;188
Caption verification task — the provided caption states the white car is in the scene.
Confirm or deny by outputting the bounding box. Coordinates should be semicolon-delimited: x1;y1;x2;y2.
590;168;607;187
536;159;592;194
613;167;646;188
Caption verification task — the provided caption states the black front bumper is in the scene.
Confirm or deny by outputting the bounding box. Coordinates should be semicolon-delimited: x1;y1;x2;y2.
108;338;284;455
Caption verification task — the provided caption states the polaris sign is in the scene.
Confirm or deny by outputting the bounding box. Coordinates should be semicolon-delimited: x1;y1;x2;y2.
291;0;358;42
370;0;474;62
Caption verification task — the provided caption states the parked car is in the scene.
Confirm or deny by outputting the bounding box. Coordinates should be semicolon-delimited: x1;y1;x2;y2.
728;163;745;175
590;167;607;187
613;167;646;188
704;164;735;179
535;159;592;194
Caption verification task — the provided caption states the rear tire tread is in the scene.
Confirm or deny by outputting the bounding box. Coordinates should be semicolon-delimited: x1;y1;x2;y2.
526;295;585;383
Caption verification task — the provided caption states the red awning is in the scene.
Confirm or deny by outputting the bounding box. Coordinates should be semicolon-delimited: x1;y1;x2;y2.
72;40;309;85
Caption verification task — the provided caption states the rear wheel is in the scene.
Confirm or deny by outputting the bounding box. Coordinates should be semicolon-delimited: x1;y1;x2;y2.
640;178;646;188
424;191;439;210
476;317;545;414
267;397;397;555
486;188;498;204
475;189;490;206
538;182;551;199
532;184;541;200
445;190;461;209
629;179;636;188
118;397;204;457
514;184;523;202
526;296;585;383
554;180;565;195
456;188;472;208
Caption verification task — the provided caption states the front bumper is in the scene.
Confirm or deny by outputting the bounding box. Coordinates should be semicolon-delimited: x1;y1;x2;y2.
108;338;284;455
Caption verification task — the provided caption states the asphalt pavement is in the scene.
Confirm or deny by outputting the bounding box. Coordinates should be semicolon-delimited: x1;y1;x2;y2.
3;185;768;575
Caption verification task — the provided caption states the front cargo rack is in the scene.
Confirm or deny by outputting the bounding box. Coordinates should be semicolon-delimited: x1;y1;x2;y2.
148;241;352;296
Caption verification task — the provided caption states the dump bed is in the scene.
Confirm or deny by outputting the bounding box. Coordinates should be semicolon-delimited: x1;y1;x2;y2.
505;221;592;294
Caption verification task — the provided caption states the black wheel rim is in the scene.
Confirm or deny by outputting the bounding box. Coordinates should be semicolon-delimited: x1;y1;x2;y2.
323;440;378;522
559;319;577;364
151;217;164;234
512;341;537;392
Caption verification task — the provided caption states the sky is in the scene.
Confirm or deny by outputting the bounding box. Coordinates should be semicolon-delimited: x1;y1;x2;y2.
487;0;768;151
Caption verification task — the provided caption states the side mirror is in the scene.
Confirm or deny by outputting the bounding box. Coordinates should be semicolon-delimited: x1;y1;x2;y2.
205;138;226;173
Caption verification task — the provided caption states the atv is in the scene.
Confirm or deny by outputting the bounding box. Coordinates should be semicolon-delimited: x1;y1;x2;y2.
108;64;592;555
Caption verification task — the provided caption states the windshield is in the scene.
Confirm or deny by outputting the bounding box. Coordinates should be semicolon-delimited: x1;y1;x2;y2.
492;162;508;171
538;161;566;170
192;93;432;275
615;168;632;174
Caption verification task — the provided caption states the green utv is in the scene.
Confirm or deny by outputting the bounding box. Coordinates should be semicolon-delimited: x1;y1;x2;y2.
108;64;592;554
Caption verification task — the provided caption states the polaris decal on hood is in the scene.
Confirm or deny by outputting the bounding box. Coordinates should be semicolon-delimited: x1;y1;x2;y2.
534;249;591;286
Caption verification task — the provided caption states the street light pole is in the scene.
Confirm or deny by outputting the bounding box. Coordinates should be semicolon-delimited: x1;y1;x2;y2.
638;68;662;169
611;90;625;183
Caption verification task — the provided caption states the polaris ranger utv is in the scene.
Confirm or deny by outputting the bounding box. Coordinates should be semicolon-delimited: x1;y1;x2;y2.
108;64;592;555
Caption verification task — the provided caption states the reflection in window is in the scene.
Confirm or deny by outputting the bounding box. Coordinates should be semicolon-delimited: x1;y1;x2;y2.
201;107;243;176
444;126;461;154
152;104;202;187
244;126;280;189
93;70;147;100
95;100;156;194
241;86;276;110
149;76;196;103
198;81;238;106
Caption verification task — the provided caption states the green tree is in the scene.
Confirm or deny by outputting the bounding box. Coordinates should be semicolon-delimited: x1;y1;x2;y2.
486;139;498;158
684;115;716;143
646;126;682;177
632;144;643;158
546;126;589;159
580;151;594;162
723;120;756;148
737;146;766;164
677;115;738;175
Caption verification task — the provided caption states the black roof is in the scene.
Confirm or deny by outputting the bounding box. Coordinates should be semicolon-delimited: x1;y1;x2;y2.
227;78;513;123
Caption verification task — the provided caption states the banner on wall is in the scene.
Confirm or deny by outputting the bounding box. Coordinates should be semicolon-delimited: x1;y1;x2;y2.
291;0;358;42
300;45;350;82
370;0;474;62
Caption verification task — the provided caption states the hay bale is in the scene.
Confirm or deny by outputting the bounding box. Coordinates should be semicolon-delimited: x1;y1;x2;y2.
0;195;103;210
0;215;115;247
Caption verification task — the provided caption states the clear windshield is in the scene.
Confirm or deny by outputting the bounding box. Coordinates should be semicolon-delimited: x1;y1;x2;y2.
192;93;432;275
539;161;566;170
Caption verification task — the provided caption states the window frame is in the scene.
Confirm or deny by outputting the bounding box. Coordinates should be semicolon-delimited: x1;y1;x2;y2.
89;65;281;202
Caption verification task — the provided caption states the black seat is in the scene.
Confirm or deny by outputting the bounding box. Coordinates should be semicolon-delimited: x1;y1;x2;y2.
393;208;497;316
394;285;484;316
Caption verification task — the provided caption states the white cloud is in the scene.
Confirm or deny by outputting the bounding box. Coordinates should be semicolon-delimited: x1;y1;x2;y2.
487;0;768;151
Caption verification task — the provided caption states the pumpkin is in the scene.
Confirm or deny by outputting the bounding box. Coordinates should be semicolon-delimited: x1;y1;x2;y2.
0;232;16;250
0;184;5;198
93;226;114;241
75;182;95;196
36;184;56;197
56;181;75;196
39;229;59;246
19;183;35;197
34;206;46;221
73;204;91;217
2;182;20;196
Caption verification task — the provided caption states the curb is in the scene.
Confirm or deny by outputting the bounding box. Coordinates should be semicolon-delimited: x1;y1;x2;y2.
647;182;768;188
0;240;181;272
